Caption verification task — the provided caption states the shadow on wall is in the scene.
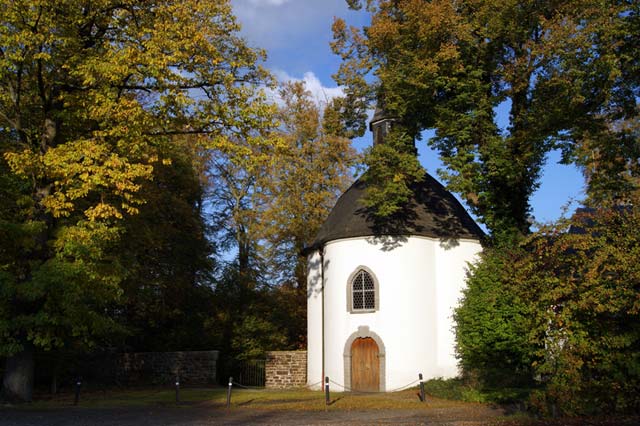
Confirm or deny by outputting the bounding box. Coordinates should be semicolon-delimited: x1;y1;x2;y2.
307;254;330;299
305;172;485;299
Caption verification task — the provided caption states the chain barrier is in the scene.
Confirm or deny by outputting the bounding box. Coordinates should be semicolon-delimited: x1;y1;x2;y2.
225;377;423;408
328;378;420;394
231;381;265;390
230;379;421;393
230;380;325;390
305;380;324;389
229;378;421;393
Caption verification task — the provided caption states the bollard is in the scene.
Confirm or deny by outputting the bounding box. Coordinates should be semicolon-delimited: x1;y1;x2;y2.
324;376;330;406
226;376;233;409
175;376;180;403
418;373;426;402
74;377;82;406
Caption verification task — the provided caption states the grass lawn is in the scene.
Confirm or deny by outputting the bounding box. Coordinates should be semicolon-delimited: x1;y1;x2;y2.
18;386;477;411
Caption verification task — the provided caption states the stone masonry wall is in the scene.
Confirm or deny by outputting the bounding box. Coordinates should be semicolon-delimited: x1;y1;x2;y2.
116;351;219;385
265;351;307;388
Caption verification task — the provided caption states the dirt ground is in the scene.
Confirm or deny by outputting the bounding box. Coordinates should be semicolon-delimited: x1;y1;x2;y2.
2;404;639;426
0;405;503;426
3;387;639;426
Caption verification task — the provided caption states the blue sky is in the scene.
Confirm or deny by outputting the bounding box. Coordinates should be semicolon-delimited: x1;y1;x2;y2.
231;0;586;226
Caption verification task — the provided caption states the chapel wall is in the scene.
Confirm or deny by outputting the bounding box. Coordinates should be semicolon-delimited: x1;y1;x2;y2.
311;236;482;392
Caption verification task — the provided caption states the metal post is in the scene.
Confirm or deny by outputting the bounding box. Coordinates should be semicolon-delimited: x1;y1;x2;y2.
74;377;82;406
320;247;326;387
226;376;233;409
324;376;330;406
419;373;426;402
175;376;180;403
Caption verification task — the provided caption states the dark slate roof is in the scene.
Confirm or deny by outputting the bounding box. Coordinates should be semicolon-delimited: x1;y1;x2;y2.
309;172;484;249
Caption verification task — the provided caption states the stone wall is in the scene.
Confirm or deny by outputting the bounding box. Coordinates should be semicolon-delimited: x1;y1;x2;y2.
116;351;219;385
265;351;307;388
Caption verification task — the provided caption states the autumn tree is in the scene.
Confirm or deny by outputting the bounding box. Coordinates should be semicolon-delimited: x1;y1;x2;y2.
260;82;358;346
0;0;273;401
205;130;277;368
561;2;639;206
207;132;274;288
264;82;358;289
332;0;638;238
205;81;357;364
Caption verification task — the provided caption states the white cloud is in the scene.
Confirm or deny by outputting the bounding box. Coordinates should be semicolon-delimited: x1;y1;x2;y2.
247;0;291;6
271;70;344;105
262;70;344;111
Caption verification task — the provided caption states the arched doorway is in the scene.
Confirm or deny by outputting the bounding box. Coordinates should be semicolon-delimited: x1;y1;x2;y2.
343;326;386;391
351;337;379;391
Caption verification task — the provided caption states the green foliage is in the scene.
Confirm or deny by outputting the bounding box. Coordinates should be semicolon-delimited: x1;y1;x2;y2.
231;315;288;361
0;0;273;390
0;221;126;357
456;205;640;415
361;127;423;217
332;0;638;238
424;378;531;405
514;206;640;415
207;265;290;367
454;246;537;387
116;139;215;352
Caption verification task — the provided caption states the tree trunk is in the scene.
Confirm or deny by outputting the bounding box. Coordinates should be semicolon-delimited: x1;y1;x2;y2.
2;344;34;403
50;353;62;395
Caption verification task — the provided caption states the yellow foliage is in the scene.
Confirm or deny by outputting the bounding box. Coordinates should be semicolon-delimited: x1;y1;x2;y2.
1;0;274;226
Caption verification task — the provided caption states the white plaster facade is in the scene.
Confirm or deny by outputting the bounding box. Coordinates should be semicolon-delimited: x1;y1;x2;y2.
307;235;482;391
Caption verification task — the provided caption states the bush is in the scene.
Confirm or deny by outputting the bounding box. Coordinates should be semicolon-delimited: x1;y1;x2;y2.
424;377;531;404
456;206;640;415
454;246;537;388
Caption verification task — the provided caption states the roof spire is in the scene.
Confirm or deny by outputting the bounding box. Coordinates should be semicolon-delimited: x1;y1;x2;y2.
368;97;417;155
369;99;396;147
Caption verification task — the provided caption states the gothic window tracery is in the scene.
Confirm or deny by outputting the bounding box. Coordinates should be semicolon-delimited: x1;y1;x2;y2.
348;268;378;312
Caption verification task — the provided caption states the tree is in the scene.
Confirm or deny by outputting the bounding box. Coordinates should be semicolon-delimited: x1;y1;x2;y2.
258;82;358;346
205;81;357;362
456;203;640;415
514;206;640;414
332;0;638;238
557;2;639;205
0;0;273;401
116;138;215;352
204;136;271;372
264;82;358;288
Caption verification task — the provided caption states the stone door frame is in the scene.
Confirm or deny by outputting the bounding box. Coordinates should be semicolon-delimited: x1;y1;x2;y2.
343;325;386;392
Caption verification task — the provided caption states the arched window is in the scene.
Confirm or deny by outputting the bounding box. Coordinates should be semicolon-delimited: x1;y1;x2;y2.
347;268;379;313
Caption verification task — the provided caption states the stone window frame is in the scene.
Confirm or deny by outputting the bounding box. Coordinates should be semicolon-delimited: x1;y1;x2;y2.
346;266;380;314
343;326;386;392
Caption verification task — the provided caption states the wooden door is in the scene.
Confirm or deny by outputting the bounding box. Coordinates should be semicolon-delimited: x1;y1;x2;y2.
351;337;379;391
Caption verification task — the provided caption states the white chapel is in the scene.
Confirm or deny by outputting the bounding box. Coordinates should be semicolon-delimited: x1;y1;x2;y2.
305;107;484;392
